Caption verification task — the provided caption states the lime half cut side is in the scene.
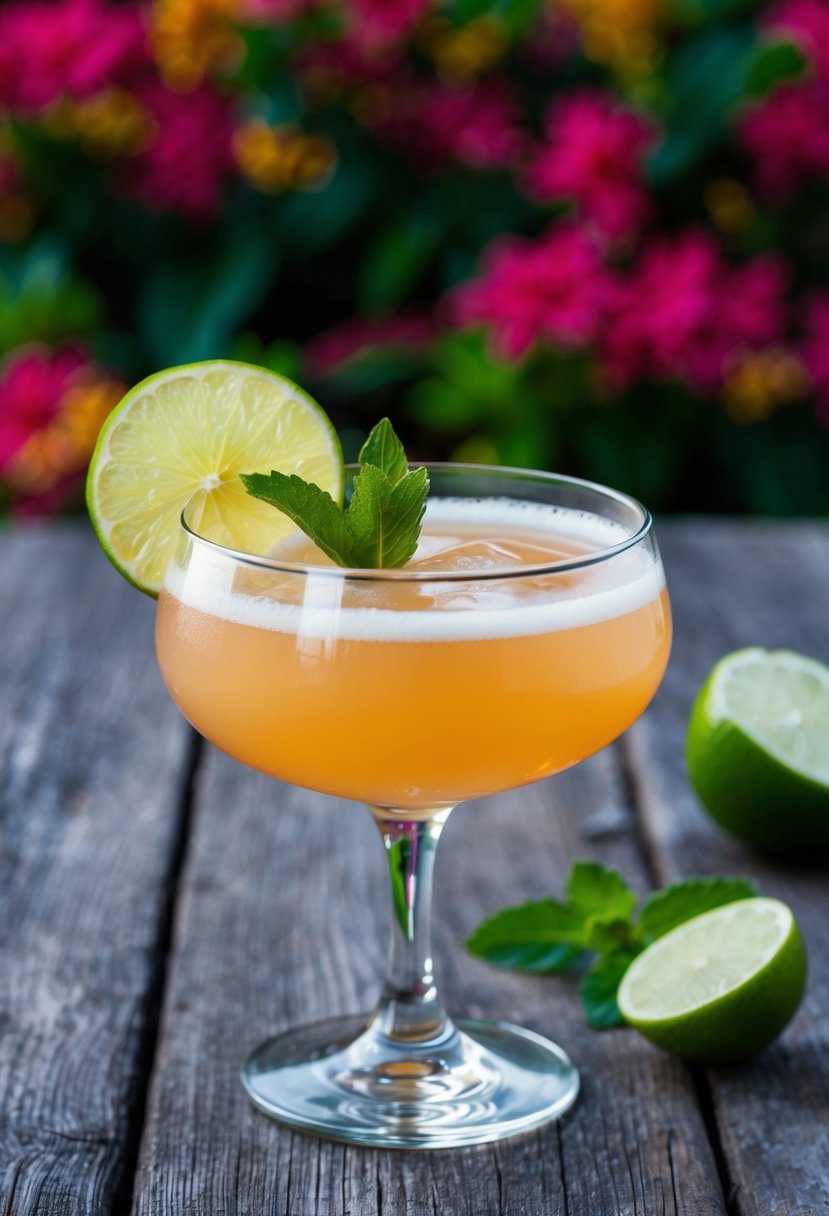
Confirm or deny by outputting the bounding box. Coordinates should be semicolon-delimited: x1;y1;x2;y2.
86;360;343;596
687;648;829;855
618;897;806;1063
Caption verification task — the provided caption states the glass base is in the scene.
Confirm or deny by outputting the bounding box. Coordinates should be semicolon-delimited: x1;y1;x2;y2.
242;1013;579;1148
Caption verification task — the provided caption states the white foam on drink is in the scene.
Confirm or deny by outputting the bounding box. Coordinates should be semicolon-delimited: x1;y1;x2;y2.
166;499;665;642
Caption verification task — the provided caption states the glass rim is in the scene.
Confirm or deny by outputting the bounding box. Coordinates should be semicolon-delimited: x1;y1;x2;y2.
179;463;653;584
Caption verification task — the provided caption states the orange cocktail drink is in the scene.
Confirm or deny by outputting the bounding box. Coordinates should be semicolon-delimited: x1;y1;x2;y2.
155;465;671;1149
157;497;670;810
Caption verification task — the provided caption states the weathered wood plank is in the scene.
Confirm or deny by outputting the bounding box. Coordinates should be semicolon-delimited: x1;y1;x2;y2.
0;524;193;1216
133;737;725;1214
627;521;829;1216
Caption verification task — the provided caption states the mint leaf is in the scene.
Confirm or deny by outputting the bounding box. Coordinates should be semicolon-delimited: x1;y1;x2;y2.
566;861;638;923
581;951;639;1030
241;417;428;569
583;915;639;954
359;416;409;484
347;464;429;568
239;472;354;566
466;898;588;971
639;877;759;941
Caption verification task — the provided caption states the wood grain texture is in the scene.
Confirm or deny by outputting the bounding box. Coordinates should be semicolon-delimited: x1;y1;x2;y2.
627;521;829;1216
0;525;192;1216
132;738;724;1214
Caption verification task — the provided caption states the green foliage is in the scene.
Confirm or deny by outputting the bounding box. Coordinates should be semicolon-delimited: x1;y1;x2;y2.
0;239;102;355
137;225;279;366
647;25;758;183
743;39;808;98
3;0;828;518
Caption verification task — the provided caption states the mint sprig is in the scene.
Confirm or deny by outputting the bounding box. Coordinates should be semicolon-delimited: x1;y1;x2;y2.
240;418;428;568
467;862;758;1030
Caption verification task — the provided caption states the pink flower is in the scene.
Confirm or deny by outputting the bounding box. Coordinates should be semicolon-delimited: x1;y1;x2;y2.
374;80;524;172
600;231;790;393
345;0;431;53
800;293;829;423
0;0;145;113
738;82;829;198
0;347;85;470
120;82;234;219
524;91;655;244
0;345;122;514
451;224;615;359
305;313;434;377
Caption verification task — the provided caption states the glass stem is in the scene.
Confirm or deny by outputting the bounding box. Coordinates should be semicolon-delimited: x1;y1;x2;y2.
370;807;454;1046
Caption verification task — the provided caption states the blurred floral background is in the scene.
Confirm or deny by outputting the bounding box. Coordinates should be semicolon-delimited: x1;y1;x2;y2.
1;0;828;517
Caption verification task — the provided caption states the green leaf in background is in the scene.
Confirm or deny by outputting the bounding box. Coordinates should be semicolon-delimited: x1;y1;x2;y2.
647;25;757;184
275;152;378;256
581;952;640;1030
137;225;278;366
639;876;759;940
0;237;103;355
358;214;441;315
667;0;757;27
566;861;639;923
742;39;808;99
231;333;303;381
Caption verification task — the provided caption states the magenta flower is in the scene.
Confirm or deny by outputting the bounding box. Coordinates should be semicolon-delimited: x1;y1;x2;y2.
120;82;234;219
451;224;615;360
800;293;829;423
524;90;655;243
600;231;790;393
374;79;524;172
0;0;144;113
345;0;431;53
738;82;829;198
0;347;86;471
736;0;829;198
305;313;434;377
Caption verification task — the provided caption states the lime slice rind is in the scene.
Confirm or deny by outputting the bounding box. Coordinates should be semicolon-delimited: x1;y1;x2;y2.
618;898;793;1021
86;360;343;597
617;897;806;1063
706;648;829;788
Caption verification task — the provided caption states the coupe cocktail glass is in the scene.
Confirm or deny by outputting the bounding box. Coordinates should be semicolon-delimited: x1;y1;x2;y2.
156;465;671;1148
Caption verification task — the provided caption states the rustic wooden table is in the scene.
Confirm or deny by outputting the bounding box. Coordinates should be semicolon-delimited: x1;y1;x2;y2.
1;520;827;1216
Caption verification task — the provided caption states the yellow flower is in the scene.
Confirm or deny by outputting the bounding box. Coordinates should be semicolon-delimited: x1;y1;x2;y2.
8;378;123;494
721;349;810;424
705;178;757;236
49;89;155;160
233;119;336;194
150;0;244;91
556;0;664;79
421;16;507;81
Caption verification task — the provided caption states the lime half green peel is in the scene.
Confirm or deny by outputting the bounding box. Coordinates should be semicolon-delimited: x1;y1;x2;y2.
618;897;806;1063
687;648;829;855
86;360;344;596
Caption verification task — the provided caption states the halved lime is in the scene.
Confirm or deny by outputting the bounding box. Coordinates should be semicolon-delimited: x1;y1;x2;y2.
687;648;829;855
618;897;806;1063
86;360;343;596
